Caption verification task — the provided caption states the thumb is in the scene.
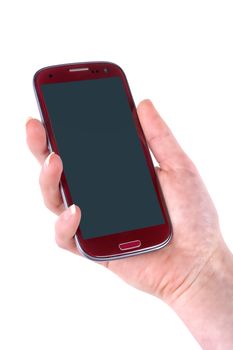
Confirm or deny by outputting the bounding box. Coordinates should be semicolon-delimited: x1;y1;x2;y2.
137;99;189;170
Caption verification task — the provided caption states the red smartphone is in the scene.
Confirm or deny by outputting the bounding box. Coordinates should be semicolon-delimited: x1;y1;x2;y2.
33;61;172;261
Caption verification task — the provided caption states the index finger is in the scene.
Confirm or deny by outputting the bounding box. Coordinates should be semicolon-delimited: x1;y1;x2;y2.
26;117;49;165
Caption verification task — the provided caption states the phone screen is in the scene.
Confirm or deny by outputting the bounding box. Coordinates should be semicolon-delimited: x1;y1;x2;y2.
41;76;164;239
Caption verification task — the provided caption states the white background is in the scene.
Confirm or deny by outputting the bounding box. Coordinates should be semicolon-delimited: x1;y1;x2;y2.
0;1;233;349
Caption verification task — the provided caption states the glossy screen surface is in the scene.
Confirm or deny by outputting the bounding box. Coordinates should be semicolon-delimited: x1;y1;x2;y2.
41;77;164;239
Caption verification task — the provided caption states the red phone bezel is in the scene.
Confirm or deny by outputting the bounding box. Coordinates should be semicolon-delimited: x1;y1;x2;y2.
33;61;172;260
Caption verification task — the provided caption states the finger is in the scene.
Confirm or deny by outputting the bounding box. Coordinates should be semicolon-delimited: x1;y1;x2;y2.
55;204;81;255
26;117;49;165
39;152;65;215
137;99;191;171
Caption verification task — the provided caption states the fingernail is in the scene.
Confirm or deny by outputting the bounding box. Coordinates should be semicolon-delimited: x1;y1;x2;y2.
64;204;76;220
45;152;55;167
25;116;33;126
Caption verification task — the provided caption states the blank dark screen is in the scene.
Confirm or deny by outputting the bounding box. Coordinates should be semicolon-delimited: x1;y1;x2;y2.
41;77;164;239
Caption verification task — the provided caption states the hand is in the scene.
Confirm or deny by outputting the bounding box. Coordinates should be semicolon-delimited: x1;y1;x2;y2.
26;99;233;349
25;99;223;303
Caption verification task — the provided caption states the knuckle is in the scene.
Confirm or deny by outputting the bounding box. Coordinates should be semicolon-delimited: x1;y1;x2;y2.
55;235;65;248
55;232;67;249
42;196;54;212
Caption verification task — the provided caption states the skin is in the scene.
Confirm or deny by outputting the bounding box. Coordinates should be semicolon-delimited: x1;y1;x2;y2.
26;99;233;349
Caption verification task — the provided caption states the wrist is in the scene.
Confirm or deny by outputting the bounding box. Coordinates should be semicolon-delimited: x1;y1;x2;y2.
168;240;233;349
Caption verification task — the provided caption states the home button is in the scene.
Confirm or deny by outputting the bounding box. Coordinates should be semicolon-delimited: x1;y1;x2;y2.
119;240;141;251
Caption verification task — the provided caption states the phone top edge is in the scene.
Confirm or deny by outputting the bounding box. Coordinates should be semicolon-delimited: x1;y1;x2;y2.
33;61;124;81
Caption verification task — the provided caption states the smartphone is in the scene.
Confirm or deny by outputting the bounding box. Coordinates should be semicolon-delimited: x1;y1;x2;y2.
33;61;172;261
